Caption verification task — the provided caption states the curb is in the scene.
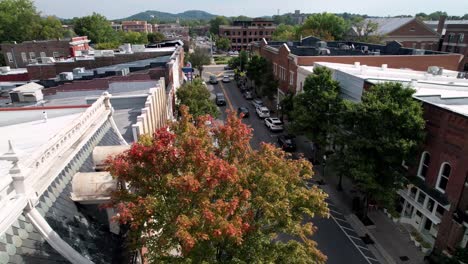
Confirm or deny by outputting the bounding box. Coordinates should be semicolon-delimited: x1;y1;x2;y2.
347;214;396;264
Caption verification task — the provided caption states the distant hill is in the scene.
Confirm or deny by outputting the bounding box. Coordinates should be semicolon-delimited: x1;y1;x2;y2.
121;10;216;22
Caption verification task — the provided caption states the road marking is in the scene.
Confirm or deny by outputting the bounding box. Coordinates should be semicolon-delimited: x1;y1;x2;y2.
342;226;356;231
219;82;234;111
330;214;378;264
329;208;343;215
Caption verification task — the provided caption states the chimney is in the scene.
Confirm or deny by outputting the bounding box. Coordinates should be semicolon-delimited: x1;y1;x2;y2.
436;15;447;35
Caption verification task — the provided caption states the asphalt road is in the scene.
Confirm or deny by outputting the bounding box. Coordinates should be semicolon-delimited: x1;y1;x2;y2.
202;65;375;264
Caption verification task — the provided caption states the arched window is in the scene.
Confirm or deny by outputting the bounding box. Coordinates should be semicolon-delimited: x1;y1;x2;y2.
436;163;451;192
417;152;430;179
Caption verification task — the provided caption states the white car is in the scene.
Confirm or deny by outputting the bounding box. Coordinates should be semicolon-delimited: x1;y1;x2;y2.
264;117;284;131
256;106;270;118
222;75;230;83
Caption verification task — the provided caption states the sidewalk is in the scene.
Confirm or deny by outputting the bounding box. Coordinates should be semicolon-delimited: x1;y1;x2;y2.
294;135;426;264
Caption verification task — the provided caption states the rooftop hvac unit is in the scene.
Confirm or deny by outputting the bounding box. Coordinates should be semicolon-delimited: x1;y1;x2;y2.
457;72;466;79
58;72;73;81
0;66;11;73
369;51;380;55
316;41;327;48
361;46;369;52
438;67;444;75
427;66;440;75
317;48;330;55
29;59;38;64
73;67;85;74
38;57;56;64
412;49;425;55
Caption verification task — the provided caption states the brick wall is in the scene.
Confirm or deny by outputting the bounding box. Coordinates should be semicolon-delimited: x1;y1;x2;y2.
1;40;72;68
255;41;464;94
386;19;440;50
410;103;468;251
27;51;173;80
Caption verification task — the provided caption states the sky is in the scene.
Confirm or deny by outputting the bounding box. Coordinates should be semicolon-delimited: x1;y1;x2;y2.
33;0;468;19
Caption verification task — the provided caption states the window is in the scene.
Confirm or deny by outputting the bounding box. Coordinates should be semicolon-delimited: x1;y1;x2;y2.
6;52;13;63
460;33;465;43
260;31;263;35
40;52;46;58
289;71;294;85
448;33;455;43
417;192;426;205
273;63;277;75
435;204;445;219
436;163;451;192
410;27;416;32
417;152;431;179
421;43;426;50
426;198;435;212
409;186;417;199
29;52;35;59
21;52;27;63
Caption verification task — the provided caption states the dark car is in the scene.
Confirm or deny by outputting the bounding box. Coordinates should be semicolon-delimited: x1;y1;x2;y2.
216;93;226;106
277;134;296;152
224;65;232;70
209;75;218;84
237;107;249;118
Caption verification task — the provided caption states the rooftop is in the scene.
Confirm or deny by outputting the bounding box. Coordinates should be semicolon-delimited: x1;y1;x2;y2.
364;17;415;35
303;62;468;117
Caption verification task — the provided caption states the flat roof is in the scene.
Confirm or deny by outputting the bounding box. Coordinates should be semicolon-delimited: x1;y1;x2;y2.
303;62;468;117
0;113;83;177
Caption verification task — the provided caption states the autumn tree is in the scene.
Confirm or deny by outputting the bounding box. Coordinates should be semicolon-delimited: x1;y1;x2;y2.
290;67;343;151
176;78;219;118
106;106;329;263
335;82;425;215
187;47;211;76
300;13;347;40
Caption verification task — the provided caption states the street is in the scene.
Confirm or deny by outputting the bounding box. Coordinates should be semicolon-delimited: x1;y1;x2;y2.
202;65;378;264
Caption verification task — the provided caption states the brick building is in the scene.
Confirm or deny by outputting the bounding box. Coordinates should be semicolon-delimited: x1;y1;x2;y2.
298;62;468;254
155;24;190;41
121;21;153;33
251;37;464;104
1;37;90;68
350;17;440;50
441;24;468;72
219;19;277;50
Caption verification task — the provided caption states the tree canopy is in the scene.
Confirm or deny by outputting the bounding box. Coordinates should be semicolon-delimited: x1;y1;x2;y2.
73;13;117;43
227;50;248;71
106;106;329;263
335;82;425;210
215;36;231;51
349;17;384;43
245;55;278;99
0;0;64;42
300;13;347;40
147;32;165;43
119;31;148;44
272;24;300;41
209;16;230;35
290;67;343;149
187;47;211;76
176;78;219;118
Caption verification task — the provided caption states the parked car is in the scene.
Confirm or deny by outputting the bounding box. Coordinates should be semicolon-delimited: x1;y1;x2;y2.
237;107;249;118
224;65;232;70
209;75;218;84
239;85;249;93
256;106;270;118
277;134;297;152
243;91;253;100
216;93;226;106
252;98;263;108
264;117;284;132
222;75;231;83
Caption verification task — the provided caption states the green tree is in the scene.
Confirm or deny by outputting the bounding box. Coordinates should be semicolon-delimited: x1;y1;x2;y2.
350;17;384;43
147;32;165;43
94;42;120;50
272;24;300;41
301;13;347;40
73;13;117;43
187;47;211;76
336;82;425;214
215;36;231;51
0;0;40;42
176;78;219;118
290;67;343;150
228;50;248;71
36;16;64;40
246;55;277;99
209;16;229;35
119;31;148;44
106;106;329;263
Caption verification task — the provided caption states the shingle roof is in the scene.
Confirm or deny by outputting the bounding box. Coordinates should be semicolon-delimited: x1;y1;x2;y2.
365;17;414;35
